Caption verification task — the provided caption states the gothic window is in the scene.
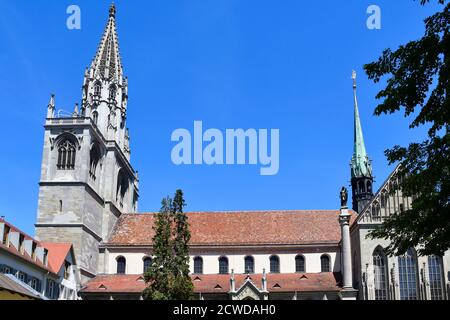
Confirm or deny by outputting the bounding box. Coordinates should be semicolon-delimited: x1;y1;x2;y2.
94;82;101;96
116;256;126;274
92;111;98;125
398;248;419;300
373;247;389;300
143;257;152;273
109;86;116;100
2;225;10;245
295;255;305;273
244;256;254;274
116;169;129;205
57;139;77;170
89;143;101;180
428;256;445;300
321;255;331;272
367;181;372;193
219;257;229;275
381;192;387;209
359;181;365;194
193;257;203;274
270;255;280;274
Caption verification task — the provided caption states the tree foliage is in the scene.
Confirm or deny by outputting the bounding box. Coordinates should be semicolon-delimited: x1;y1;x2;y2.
364;0;450;256
143;190;194;300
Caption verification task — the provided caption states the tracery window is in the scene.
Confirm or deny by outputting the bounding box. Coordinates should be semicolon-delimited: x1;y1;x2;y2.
57;140;76;170
270;255;280;274
92;111;99;125
219;257;229;275
244;256;254;274
398;248;419;300
94;83;101;96
89;143;101;180
109;86;116;100
373;247;389;300
116;169;129;205
321;255;330;272
428;255;445;300
295;255;305;273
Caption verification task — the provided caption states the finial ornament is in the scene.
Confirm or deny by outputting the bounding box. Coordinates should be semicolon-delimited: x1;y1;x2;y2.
48;94;55;108
352;70;357;88
109;3;116;18
340;186;348;208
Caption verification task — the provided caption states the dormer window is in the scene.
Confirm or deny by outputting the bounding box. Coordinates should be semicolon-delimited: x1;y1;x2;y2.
18;234;25;254
2;225;10;246
64;261;71;280
31;242;37;260
43;249;49;266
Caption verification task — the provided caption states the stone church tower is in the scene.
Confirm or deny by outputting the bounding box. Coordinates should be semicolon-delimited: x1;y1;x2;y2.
350;71;374;213
35;5;139;282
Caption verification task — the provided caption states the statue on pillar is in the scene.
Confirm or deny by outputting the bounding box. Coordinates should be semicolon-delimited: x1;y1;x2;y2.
340;187;348;208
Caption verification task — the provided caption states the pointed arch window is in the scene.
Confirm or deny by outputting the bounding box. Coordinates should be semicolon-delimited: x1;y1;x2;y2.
193;257;203;274
398;248;419;300
92;111;99;125
94;83;102;96
89;143;101;180
116;256;126;274
116;169;129;206
373;247;389;300
320;255;331;272
295;255;305;273
109;86;117;100
218;257;229;275
270;255;280;274
57;140;76;170
244;256;254;274
143;257;152;273
428;255;445;300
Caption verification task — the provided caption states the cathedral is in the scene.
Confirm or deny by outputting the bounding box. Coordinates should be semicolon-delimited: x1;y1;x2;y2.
13;5;450;300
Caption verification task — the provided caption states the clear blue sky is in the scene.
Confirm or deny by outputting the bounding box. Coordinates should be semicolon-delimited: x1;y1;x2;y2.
0;0;442;235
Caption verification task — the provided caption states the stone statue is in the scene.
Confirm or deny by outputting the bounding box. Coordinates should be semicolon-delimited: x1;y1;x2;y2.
340;187;348;208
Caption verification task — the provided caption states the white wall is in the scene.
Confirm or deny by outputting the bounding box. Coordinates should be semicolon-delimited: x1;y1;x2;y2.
105;250;340;275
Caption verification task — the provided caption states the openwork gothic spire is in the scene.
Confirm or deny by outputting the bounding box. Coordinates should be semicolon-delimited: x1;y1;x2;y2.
350;71;372;179
90;3;123;81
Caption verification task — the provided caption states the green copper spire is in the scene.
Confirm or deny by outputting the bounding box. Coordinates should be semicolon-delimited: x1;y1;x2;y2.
351;70;372;179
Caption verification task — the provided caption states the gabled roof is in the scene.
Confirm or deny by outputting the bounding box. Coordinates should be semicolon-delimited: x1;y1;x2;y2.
80;273;343;294
106;210;357;247
41;242;74;274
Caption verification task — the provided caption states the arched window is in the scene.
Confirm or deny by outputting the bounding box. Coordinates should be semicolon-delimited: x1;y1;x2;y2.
116;256;126;274
244;256;254;274
92;111;99;125
143;257;152;273
373;247;389;300
94;82;101;96
321;255;331;272
428;255;445;300
295;255;305;273
219;257;229;275
109;86;116;100
359;181;365;194
367;181;372;194
89;143;101;180
116;169;129;205
270;256;280;274
398;248;419;300
193;257;203;274
57;139;76;170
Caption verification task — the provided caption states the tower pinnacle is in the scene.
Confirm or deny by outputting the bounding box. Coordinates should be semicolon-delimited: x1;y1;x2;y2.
350;71;374;213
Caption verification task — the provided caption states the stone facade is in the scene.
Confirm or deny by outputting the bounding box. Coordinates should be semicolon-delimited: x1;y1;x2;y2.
34;7;139;283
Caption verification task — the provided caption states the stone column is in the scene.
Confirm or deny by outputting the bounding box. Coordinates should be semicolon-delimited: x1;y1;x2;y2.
339;206;353;289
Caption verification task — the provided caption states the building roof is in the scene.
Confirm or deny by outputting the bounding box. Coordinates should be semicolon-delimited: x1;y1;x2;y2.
80;272;342;294
0;219;57;276
106;210;357;247
41;242;74;274
0;273;43;300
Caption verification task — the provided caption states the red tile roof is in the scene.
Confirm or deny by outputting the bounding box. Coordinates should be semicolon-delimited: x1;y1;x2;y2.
0;220;57;276
107;211;356;246
80;273;342;294
41;242;73;274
